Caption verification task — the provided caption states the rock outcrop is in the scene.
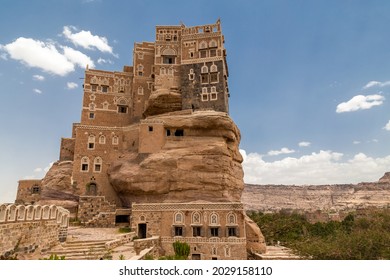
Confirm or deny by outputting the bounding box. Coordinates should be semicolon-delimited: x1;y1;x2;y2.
38;161;78;209
108;110;244;204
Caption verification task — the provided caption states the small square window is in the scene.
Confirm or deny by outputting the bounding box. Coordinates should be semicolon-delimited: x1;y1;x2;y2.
201;74;209;84
148;126;153;132
32;186;40;194
201;94;208;102
210;93;217;100
101;86;108;93
91;84;97;92
94;164;101;172
89;112;95;119
88;143;94;149
81;164;88;171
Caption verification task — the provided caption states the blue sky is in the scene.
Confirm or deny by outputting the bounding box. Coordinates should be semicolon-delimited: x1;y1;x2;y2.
1;0;390;203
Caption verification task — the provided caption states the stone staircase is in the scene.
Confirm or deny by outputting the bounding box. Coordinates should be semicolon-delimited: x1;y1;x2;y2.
256;245;302;260
45;239;112;260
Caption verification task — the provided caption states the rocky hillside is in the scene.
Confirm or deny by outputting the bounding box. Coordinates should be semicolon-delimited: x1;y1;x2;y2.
242;172;390;213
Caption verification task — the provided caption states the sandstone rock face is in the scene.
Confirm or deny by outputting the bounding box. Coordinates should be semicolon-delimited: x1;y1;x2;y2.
39;161;78;209
108;111;244;204
242;175;390;213
244;214;266;254
379;172;390;183
143;89;182;117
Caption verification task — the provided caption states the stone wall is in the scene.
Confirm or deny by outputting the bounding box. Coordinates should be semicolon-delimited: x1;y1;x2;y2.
0;204;69;258
78;196;116;226
15;179;42;204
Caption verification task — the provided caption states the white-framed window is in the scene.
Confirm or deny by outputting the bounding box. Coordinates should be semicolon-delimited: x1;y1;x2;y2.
81;156;89;172
201;93;208;102
201;65;208;73
88;135;95;150
210;213;219;225
199;41;208;49
210;64;218;72
160;67;166;75
138;86;144;95
174;212;184;224
99;135;106;144
209;39;218;48
188;69;194;80
102;102;109;110
94;157;102;173
167;67;174;75
112;135;119;145
227;213;236;224
192;212;201;224
89;103;95;111
137;64;144;76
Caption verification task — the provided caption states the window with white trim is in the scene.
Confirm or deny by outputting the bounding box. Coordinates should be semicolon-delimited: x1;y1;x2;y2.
81;157;89;172
94;157;102;173
99;135;106;144
88;135;95;150
112;135;119;145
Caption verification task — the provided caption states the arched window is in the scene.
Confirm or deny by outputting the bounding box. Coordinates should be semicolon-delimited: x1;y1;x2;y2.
94;157;102;172
81;156;89;172
99;135;106;144
210;64;218;72
88;135;95;150
112;135;119;145
227;213;236;224
192;212;201;224
201;65;208;73
188;69;194;80
199;41;208;49
138;86;144;95
209;40;218;48
210;213;219;225
137;64;144;76
89;103;95;111
174;212;184;224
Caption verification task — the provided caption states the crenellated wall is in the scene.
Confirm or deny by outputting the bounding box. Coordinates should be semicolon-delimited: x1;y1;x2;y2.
0;204;69;258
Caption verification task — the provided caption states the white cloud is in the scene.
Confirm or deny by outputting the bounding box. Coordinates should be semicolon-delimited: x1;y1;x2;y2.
267;147;295;156
67;82;78;89
97;57;114;64
62;46;95;68
63;26;113;54
384;120;390;131
336;94;385;113
33;88;42;94
1;37;75;76
34;167;43;172
298;141;311;147
33;74;45;81
241;149;390;185
363;80;390;89
353;140;361;145
0;52;8;60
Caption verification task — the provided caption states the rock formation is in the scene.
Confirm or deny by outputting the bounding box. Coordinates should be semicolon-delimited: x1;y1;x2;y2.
242;174;390;214
108;110;244;204
38;161;78;210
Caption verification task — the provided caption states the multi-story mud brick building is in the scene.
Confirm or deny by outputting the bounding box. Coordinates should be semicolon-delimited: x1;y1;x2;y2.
15;20;265;260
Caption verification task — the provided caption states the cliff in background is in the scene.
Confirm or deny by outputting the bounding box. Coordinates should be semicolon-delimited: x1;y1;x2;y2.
242;172;390;213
